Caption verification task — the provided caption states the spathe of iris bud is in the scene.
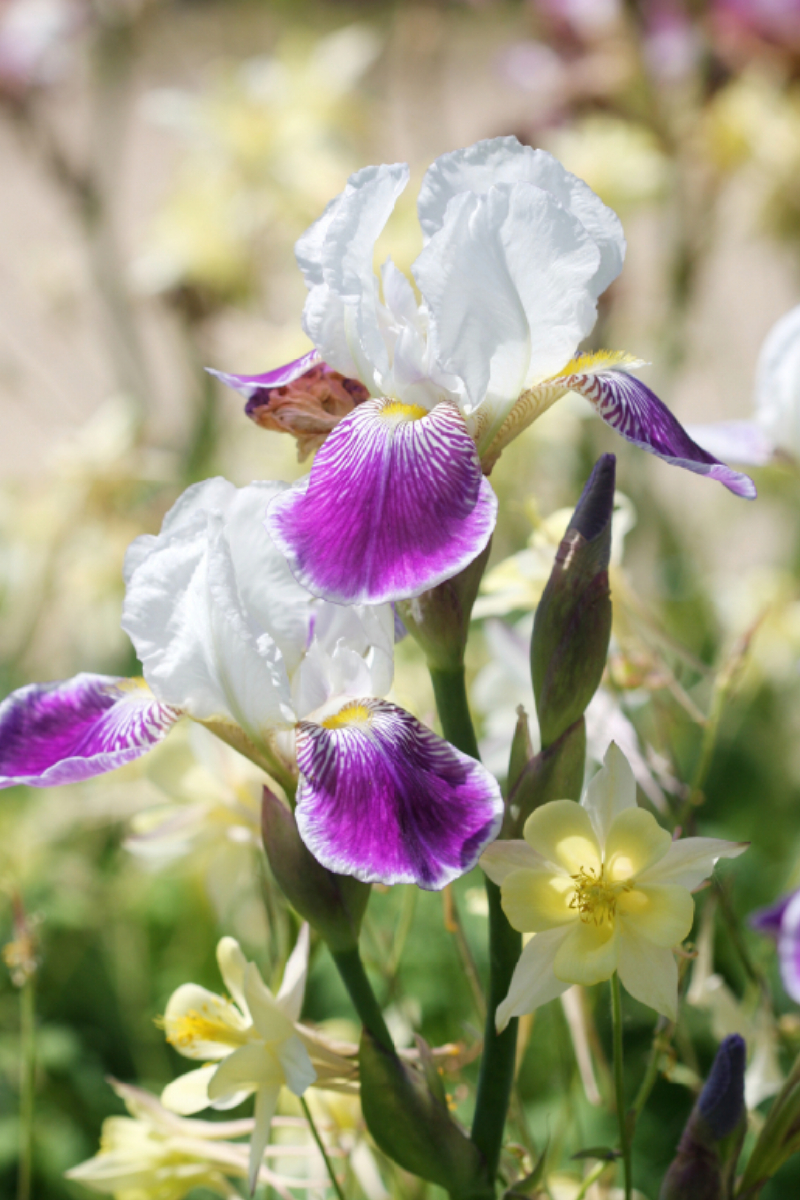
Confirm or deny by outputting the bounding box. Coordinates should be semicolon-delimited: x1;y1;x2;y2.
396;540;492;672
261;786;370;953
360;1029;491;1198
531;453;615;749
659;1035;746;1200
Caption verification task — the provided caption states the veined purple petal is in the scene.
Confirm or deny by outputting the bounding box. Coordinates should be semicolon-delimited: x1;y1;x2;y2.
750;891;796;938
295;699;503;890
0;674;179;788
566;365;757;499
266;399;498;604
207;350;322;401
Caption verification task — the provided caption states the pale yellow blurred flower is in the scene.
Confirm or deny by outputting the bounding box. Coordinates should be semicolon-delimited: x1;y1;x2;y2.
545;115;670;211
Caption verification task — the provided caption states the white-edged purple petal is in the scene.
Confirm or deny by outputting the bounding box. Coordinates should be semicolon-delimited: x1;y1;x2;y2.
778;890;800;1004
266;399;497;604
294;699;503;890
685;420;774;467
207;350;321;401
0;674;178;788
567;365;757;498
750;891;795;938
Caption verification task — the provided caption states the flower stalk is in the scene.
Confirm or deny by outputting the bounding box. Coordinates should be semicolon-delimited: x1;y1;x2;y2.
611;973;633;1200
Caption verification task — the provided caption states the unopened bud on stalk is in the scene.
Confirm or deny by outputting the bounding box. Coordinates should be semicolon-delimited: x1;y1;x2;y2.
396;541;492;671
261;786;370;953
531;454;615;749
660;1035;746;1200
360;1030;490;1195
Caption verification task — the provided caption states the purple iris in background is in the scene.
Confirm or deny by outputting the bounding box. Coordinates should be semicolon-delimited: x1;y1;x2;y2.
213;136;754;608
0;478;502;890
751;889;800;1002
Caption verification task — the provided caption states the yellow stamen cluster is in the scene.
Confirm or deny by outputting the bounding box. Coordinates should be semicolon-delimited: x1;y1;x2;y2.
164;1009;248;1050
569;866;632;927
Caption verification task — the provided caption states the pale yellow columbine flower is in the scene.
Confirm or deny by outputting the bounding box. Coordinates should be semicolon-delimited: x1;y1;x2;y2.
160;927;357;1192
65;1079;326;1200
481;744;746;1028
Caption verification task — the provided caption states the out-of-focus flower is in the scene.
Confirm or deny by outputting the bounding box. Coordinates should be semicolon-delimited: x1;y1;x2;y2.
305;1087;389;1200
687;899;783;1108
215;136;752;608
65;1078;328;1199
544;117;670;211
0;477;502;889
643;1;702;84
690;302;800;467
0;0;83;103
481;743;746;1026
134;26;380;307
160;927;355;1191
752;887;800;1004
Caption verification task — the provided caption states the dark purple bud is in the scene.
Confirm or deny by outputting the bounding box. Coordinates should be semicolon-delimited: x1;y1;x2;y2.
698;1035;747;1140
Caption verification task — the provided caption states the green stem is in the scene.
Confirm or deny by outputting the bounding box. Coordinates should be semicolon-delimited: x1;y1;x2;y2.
428;663;519;1189
300;1097;346;1200
17;976;35;1200
574;1160;608;1200
611;974;632;1200
631;1016;673;1125
330;946;394;1053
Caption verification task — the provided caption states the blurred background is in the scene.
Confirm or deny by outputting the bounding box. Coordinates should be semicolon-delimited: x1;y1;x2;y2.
3;0;800;1196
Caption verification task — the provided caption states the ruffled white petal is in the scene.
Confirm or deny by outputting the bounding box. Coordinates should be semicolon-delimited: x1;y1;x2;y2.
754;302;800;459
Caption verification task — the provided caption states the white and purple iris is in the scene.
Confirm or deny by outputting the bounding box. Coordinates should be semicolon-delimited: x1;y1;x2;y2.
751;889;800;1004
0;478;502;890
213;135;755;607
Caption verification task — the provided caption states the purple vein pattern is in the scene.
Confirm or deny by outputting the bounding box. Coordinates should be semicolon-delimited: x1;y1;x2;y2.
0;674;179;788
295;699;503;889
570;369;757;498
266;399;498;604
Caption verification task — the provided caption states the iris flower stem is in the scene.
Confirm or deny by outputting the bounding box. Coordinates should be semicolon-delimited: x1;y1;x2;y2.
611;974;632;1200
330;946;394;1054
300;1097;346;1200
428;664;519;1189
17;975;35;1200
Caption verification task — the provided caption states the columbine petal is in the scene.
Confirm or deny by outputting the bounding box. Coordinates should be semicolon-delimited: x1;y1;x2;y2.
163;984;249;1060
295;699;503;890
216;937;250;1017
277;1034;317;1096
480;839;547;885
501;866;575;932
496;928;572;1031
617;926;679;1020
414;182;601;423
276;923;309;1022
266;399;497;604
522;800;601;876
243;963;296;1046
207;1044;280;1102
603;808;673;883
582;740;638;844
0;674;178;789
550;356;757;498
161;1065;219;1116
553;920;618;987
249;1084;281;1196
638;837;747;890
617;884;694;947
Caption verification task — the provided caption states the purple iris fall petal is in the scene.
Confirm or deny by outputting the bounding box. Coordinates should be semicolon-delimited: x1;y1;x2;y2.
569;369;757;499
750;892;795;937
207;350;322;400
294;699;503;890
266;399;498;604
0;674;179;788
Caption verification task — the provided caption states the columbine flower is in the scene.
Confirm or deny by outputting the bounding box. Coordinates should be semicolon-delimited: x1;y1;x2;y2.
481;743;746;1027
213;136;754;606
159;926;354;1192
65;1078;326;1200
0;477;502;890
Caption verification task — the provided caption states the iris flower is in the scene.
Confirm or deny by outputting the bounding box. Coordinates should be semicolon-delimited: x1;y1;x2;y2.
0;478;502;890
481;743;746;1026
159;927;355;1192
214;136;754;606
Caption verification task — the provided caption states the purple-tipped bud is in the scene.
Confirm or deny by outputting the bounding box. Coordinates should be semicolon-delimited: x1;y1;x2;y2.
699;1035;747;1140
531;454;615;748
660;1035;747;1200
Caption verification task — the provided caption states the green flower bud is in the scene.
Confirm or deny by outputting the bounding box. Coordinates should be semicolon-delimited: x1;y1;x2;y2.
503;717;586;838
397;540;492;671
261;786;370;953
531;454;615;748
